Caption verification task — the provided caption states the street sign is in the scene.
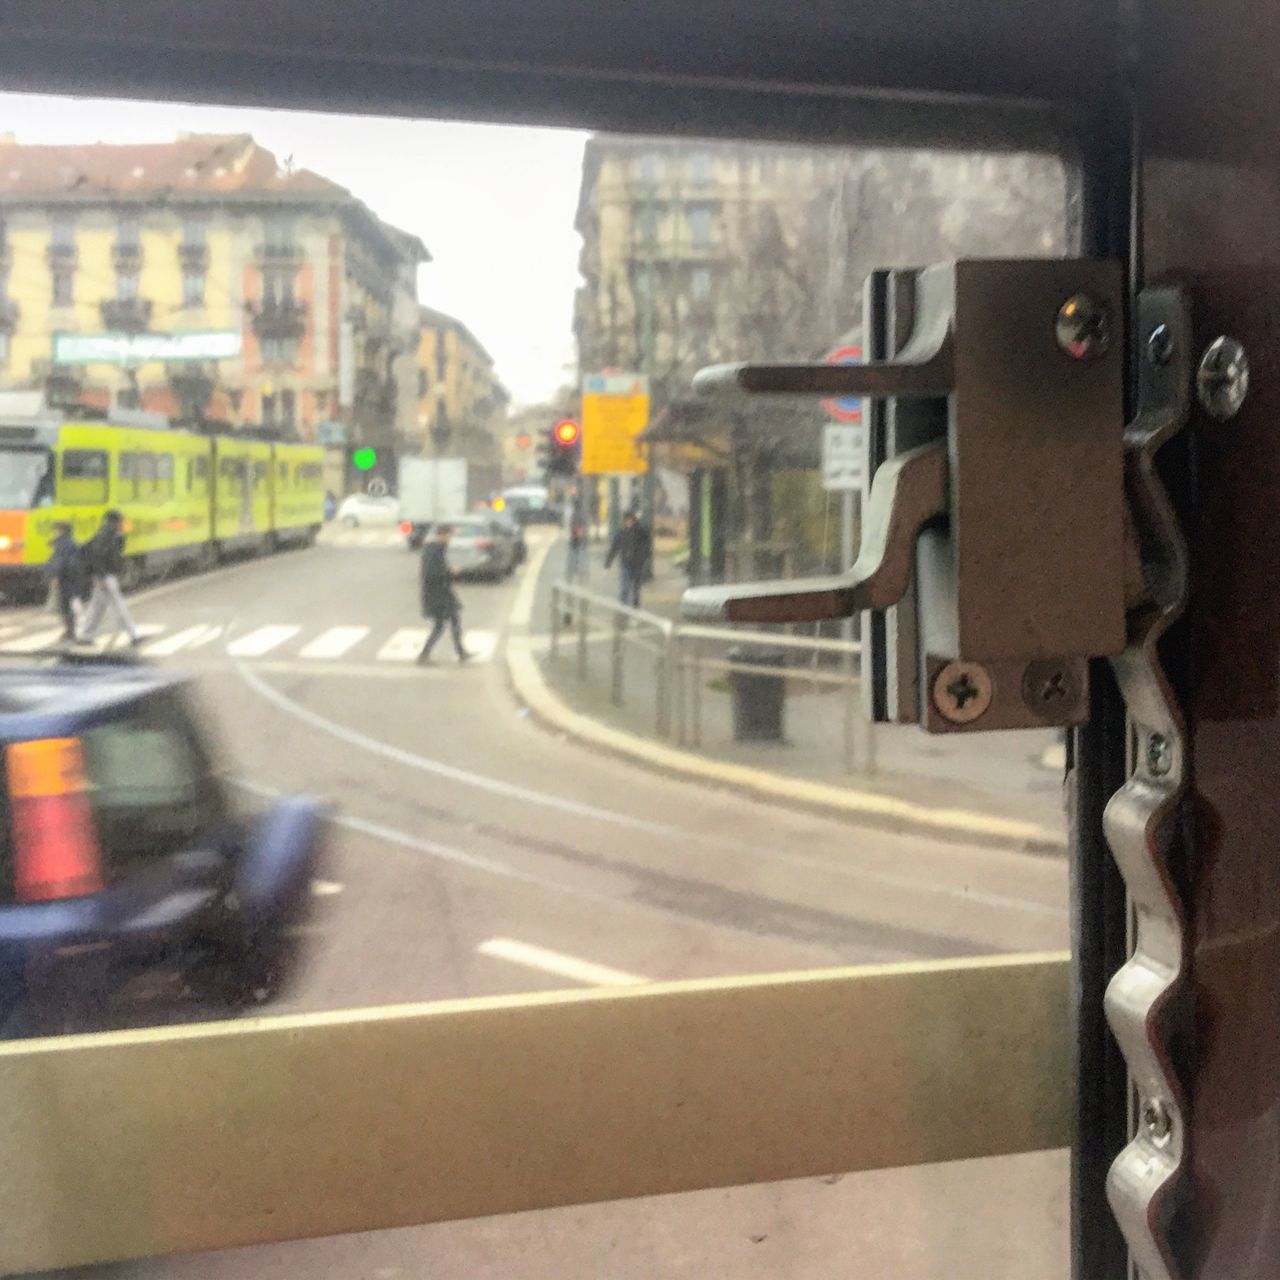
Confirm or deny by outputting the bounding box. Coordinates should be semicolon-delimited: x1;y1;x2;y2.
822;345;863;423
581;372;650;475
52;330;241;365
822;423;866;492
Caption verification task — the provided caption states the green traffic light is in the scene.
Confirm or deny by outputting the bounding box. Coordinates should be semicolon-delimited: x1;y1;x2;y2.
353;447;378;471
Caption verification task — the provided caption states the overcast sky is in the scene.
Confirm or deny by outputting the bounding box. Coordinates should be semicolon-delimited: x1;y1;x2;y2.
0;93;588;409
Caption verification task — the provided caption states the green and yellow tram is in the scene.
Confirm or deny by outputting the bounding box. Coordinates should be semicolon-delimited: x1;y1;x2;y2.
0;411;324;596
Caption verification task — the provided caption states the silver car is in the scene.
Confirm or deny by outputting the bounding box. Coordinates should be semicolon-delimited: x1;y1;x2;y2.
437;515;519;580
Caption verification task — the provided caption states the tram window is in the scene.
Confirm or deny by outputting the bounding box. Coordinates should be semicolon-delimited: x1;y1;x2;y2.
253;460;268;486
189;455;210;498
60;449;108;505
117;451;137;502
219;458;244;494
135;453;159;502
157;453;174;499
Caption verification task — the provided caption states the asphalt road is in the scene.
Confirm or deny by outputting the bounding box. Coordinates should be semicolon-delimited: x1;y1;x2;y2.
10;527;1070;1280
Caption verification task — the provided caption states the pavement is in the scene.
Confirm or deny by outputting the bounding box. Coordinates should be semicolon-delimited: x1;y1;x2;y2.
5;529;1069;1280
522;534;1068;853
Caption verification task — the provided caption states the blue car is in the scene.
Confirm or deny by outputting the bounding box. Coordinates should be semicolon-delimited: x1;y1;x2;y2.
0;656;330;1036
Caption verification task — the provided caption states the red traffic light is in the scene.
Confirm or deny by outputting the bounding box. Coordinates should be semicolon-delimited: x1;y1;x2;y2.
516;432;532;450
554;418;580;447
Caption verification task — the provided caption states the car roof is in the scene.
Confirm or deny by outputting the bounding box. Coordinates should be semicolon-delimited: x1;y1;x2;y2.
0;659;188;737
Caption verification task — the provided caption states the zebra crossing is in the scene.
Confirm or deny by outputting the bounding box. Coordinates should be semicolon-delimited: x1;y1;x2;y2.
316;527;406;549
0;619;498;667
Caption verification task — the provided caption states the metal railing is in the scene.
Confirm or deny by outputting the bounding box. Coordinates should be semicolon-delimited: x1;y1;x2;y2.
549;581;874;772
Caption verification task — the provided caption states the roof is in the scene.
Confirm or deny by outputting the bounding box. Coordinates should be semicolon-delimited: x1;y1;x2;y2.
0;135;429;263
419;306;496;367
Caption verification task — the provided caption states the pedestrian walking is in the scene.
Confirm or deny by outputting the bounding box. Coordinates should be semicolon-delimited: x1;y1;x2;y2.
604;509;652;607
416;523;473;664
45;520;87;641
75;510;142;646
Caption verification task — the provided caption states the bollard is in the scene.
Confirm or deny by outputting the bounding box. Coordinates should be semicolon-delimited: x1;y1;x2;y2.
691;637;703;748
610;613;625;707
672;633;686;745
577;595;589;681
655;627;671;738
550;586;561;662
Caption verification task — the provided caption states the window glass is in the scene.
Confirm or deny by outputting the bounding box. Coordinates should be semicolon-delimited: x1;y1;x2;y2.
0;447;52;508
59;448;108;504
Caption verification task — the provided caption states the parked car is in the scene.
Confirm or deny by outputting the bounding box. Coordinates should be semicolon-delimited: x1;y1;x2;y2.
0;656;330;1035
336;493;400;528
428;514;520;580
499;485;560;526
490;508;527;565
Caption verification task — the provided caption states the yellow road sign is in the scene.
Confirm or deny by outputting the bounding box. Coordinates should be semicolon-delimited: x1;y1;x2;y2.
581;373;649;475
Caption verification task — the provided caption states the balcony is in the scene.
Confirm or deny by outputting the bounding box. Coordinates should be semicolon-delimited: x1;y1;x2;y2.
45;242;76;266
178;241;208;269
99;297;153;333
0;298;19;333
256;242;303;262
112;242;142;271
250;297;308;340
354;367;396;419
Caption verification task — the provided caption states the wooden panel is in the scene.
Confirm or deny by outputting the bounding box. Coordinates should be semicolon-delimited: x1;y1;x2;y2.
0;954;1069;1274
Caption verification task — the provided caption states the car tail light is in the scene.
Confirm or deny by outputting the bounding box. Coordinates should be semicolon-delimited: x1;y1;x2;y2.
399;521;412;535
6;737;103;903
476;538;493;550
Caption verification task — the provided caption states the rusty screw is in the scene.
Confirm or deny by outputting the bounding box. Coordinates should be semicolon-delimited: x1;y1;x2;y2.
1141;1097;1174;1147
1146;733;1174;777
1056;293;1112;361
932;660;993;725
1146;323;1174;367
1196;336;1249;420
1021;660;1080;718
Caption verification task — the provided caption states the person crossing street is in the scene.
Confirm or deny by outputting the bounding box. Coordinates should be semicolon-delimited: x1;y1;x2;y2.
45;520;87;641
416;523;473;665
75;510;141;646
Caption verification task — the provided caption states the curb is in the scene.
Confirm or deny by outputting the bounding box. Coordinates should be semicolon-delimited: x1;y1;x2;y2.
505;539;1066;856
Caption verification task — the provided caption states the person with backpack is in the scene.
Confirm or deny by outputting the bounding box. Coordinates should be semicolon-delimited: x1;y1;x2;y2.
45;520;87;641
75;510;142;646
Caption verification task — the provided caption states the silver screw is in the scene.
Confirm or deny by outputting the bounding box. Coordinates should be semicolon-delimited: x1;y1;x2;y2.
1141;1097;1174;1147
1146;323;1174;367
1197;336;1249;420
1146;734;1173;777
932;660;993;725
1056;294;1112;361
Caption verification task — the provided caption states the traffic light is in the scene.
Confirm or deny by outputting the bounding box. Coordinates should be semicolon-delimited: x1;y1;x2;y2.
352;447;378;471
539;419;580;478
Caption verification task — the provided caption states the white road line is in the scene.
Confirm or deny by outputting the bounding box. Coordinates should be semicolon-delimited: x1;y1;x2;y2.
310;879;344;897
1;626;68;652
477;937;647;987
0;624;27;641
375;627;428;662
143;623;219;656
299;625;371;660
227;624;301;657
461;628;497;660
184;623;224;651
105;623;166;650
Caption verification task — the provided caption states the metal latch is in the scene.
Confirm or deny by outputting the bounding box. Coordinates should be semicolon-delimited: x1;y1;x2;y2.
681;258;1127;733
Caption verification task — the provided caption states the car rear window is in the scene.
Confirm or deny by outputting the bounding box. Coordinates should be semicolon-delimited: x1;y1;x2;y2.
79;698;223;866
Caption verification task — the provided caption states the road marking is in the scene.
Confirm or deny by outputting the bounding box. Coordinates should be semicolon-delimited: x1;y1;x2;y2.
0;624;27;641
1;626;67;652
375;628;428;662
310;878;344;896
477;937;647;986
144;623;220;656
299;625;371;660
105;623;165;650
227;624;300;657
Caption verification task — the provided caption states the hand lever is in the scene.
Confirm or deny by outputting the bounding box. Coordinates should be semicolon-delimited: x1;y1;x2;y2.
680;443;947;624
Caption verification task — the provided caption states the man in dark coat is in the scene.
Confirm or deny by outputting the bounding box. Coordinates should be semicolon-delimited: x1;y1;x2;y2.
604;509;652;607
417;524;472;664
76;510;142;645
45;520;87;640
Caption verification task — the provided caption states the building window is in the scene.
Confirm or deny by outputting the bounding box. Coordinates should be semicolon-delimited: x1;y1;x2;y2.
182;268;205;308
182;215;206;249
280;390;296;428
688;207;713;247
51;217;75;250
117;214;140;250
636;204;658;244
116;272;139;301
52;267;74;307
261;335;298;366
262;393;276;426
688;152;712;183
263;266;295;305
635;152;660;182
264;214;296;254
690;267;712;300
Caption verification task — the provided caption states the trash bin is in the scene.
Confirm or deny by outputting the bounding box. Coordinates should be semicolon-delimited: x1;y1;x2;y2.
728;646;786;742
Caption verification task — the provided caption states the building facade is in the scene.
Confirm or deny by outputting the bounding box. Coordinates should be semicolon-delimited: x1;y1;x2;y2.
0;134;426;474
413;306;508;494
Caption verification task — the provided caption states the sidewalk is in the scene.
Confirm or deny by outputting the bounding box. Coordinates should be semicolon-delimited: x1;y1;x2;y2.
521;535;1068;852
